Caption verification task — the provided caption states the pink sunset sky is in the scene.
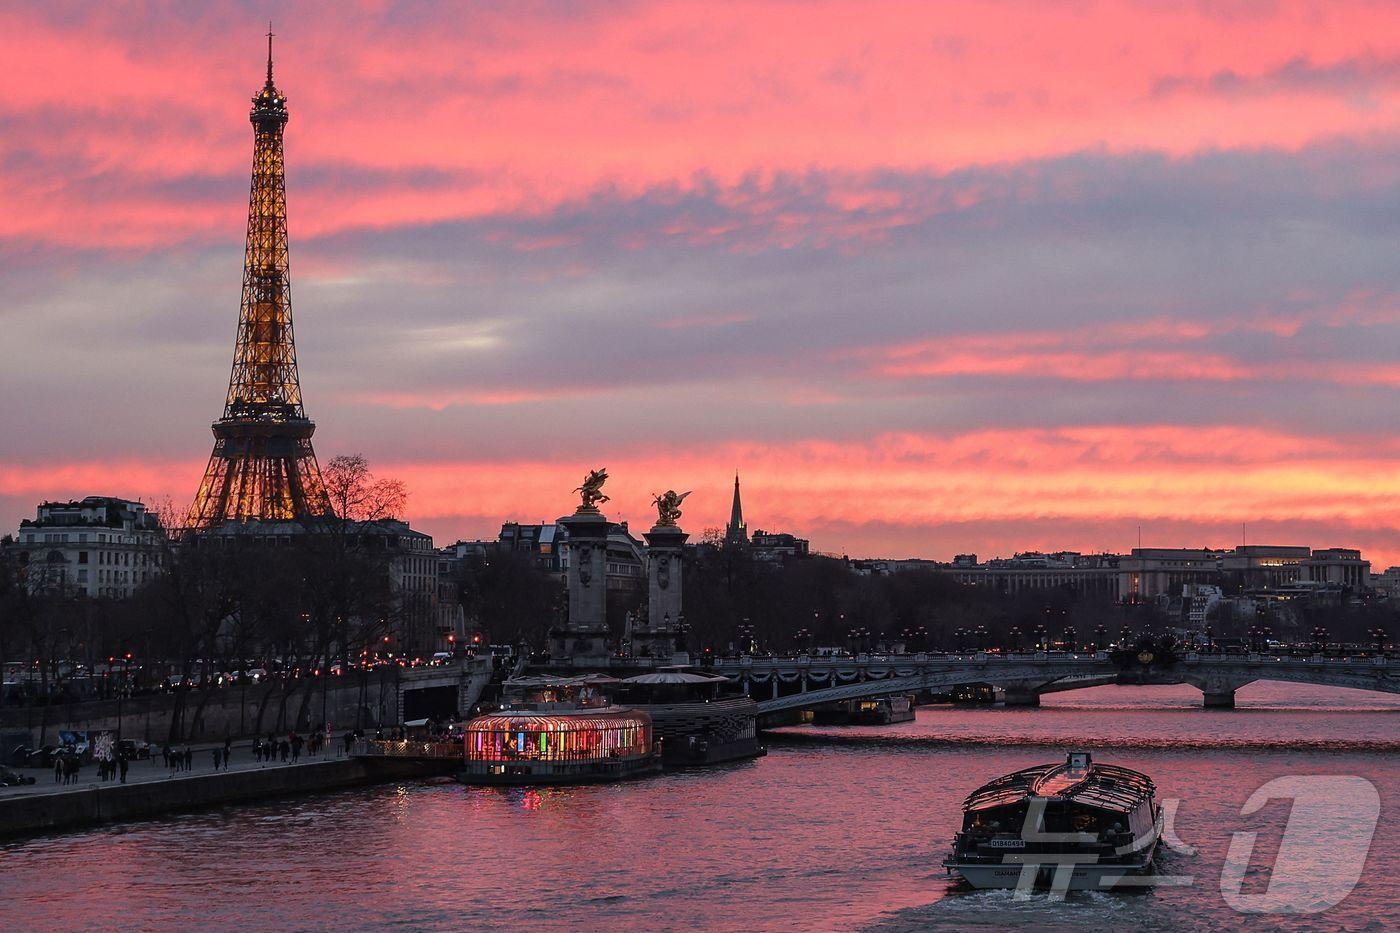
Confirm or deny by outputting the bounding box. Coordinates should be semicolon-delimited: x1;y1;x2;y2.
3;1;1400;564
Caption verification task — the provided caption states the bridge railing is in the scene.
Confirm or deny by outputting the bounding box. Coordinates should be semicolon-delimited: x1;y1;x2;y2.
713;651;1392;669
353;739;462;759
1182;653;1393;667
712;651;1111;669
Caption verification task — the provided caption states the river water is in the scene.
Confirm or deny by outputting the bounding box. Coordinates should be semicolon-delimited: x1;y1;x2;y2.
5;682;1397;931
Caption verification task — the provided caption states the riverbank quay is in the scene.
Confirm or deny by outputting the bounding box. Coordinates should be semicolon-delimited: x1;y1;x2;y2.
0;749;455;838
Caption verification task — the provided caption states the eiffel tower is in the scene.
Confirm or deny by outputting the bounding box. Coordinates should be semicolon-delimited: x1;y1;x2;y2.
187;30;331;530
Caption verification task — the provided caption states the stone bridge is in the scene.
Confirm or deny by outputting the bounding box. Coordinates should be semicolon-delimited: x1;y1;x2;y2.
396;657;496;721
710;652;1400;715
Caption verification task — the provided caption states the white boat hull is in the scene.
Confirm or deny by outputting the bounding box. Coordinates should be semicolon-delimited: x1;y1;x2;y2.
947;858;1154;891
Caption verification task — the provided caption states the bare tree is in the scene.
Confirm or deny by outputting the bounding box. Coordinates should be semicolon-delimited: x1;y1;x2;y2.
322;454;408;523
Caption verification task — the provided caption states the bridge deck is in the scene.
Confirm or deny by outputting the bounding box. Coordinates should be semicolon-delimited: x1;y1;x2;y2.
708;652;1398;715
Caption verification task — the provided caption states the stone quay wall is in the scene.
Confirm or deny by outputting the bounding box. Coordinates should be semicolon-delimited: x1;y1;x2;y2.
0;758;450;838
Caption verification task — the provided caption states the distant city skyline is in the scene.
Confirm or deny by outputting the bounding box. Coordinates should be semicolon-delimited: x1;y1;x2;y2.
3;3;1400;564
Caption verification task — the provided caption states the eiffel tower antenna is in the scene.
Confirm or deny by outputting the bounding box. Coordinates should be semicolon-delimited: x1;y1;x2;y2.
187;34;331;530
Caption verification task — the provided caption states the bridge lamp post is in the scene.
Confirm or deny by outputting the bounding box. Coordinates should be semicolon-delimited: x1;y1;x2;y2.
1094;624;1106;651
975;625;987;651
1034;624;1048;651
737;619;755;656
1368;627;1389;656
1062;626;1076;652
1204;625;1214;652
1311;627;1327;654
1009;626;1022;652
111;655;123;744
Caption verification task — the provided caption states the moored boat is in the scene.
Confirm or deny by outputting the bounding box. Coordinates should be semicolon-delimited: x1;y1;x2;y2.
617;670;766;766
812;694;916;725
458;676;662;785
943;751;1161;892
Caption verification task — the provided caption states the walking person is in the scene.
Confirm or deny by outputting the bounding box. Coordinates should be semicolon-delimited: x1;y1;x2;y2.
119;755;129;784
184;747;193;771
222;745;231;769
54;758;63;784
211;748;222;770
279;739;289;762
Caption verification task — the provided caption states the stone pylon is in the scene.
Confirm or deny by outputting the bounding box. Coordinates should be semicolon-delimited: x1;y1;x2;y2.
638;521;689;664
550;506;613;666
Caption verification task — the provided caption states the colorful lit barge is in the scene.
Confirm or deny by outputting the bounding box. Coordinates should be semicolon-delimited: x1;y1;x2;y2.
459;677;661;785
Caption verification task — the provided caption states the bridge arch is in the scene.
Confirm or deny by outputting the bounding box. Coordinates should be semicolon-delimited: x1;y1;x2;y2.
710;653;1399;717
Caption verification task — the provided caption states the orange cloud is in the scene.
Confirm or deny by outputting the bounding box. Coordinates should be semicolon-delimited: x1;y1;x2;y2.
6;423;1397;563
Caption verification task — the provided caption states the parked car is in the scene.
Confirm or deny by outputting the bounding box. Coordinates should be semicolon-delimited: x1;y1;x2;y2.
24;745;57;768
116;739;151;760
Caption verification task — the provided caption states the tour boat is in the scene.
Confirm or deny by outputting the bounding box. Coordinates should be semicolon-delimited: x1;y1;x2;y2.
943;752;1162;892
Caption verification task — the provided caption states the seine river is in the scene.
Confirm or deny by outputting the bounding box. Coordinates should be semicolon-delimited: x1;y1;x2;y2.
6;683;1397;931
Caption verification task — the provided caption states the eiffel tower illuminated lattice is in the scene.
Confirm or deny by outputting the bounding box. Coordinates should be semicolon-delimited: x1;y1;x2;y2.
188;31;331;529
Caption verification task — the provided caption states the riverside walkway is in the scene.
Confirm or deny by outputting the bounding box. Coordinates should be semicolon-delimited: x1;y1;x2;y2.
0;740;453;837
0;739;347;802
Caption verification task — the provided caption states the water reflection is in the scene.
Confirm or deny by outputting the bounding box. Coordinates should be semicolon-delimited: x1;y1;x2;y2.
2;683;1395;931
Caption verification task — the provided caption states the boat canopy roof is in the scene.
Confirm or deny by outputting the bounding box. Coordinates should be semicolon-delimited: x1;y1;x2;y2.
962;758;1156;815
506;674;622;688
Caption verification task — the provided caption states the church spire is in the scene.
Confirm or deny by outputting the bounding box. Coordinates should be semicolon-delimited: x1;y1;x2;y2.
725;473;747;546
